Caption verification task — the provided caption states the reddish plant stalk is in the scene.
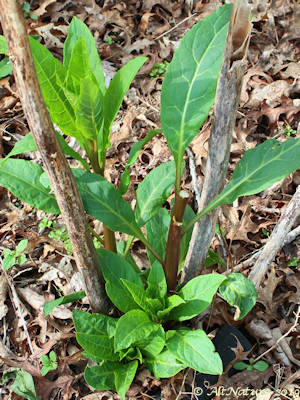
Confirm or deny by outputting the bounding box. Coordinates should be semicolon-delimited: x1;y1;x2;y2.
164;190;189;292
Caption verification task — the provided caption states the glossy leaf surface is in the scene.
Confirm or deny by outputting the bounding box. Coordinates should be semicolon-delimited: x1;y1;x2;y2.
145;349;186;378
43;291;86;316
161;5;232;167
166;329;222;374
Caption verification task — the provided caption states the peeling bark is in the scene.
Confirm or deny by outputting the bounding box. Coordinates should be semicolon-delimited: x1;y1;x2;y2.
182;0;252;284
0;0;111;314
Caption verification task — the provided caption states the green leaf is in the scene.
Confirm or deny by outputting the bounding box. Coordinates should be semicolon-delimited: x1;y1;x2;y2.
135;161;176;227
0;35;9;54
119;347;143;363
72;169;143;238
67;36;90;81
145;348;186;378
29;36;81;139
0;159;60;214
146;259;167;304
97;249;144;313
166;329;222;374
102;57;147;158
114;360;138;400
16;239;28;254
0;133;37;166
73;309;118;361
121;279;154;316
204;138;300;215
156;295;186;322
253;360;269;371
116;240;140;275
118;129;161;195
0;57;13;78
43;291;86;316
145;207;170;267
168;274;226;321
75;72;104;141
219;273;257;320
49;351;57;362
41;366;50;376
0;368;41;400
17;254;27;265
135;325;165;359
114;309;160;352
2;254;16;271
205;248;226;267
161;4;232;168
55;133;90;171
64;17;106;95
179;204;195;271
233;361;248;371
84;362;116;391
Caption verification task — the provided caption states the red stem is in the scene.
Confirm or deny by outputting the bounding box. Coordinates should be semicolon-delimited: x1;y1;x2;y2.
164;190;189;292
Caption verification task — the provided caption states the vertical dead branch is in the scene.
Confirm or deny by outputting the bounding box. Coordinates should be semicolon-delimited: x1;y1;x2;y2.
248;185;300;289
182;0;252;284
0;0;111;314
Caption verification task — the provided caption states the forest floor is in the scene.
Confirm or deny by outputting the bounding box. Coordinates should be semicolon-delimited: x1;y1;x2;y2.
0;0;300;399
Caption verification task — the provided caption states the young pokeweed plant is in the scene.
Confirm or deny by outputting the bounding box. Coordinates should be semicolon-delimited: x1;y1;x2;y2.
234;358;269;372
1;4;300;399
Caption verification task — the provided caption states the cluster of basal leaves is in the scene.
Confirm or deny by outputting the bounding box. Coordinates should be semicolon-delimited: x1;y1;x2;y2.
1;3;300;399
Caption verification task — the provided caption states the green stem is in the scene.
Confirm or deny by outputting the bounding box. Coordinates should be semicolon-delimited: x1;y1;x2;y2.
138;235;164;266
88;139;102;175
124;236;134;259
164;190;189;292
175;161;182;195
103;225;117;253
88;225;104;245
181;200;215;236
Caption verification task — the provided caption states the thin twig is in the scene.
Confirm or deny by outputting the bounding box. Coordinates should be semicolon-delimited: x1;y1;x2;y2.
154;13;197;41
254;306;300;364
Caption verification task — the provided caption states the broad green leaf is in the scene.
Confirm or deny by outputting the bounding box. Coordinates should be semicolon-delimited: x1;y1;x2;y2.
114;360;138;400
43;290;86;316
203;138;300;216
119;347;143;363
168;274;226;321
145;207;170;267
0;159;60;214
75;73;104;141
161;4;232;168
122;279;154;316
253;360;269;371
219;273;257;320
102;57;147;158
146;259;167;304
2;253;16;271
205;248;226;267
64;17;106;95
157;295;186;322
29;36;81;139
145;348;186;378
0;35;8;54
73;309;118;361
118;129;161;195
114;309;160;352
16;239;28;254
135;161;176;227
97;249;144;313
67;36;90;81
0;57;13;78
116;240;140;274
17;254;26;265
72;169;143;238
135;325;165;359
0;133;37;166
84;362;117;391
55;133;90;171
166;329;222;374
179;204;195;271
0;368;41;400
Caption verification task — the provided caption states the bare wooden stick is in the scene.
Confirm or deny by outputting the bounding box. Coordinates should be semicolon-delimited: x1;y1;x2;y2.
182;0;252;284
0;0;111;314
248;185;300;289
